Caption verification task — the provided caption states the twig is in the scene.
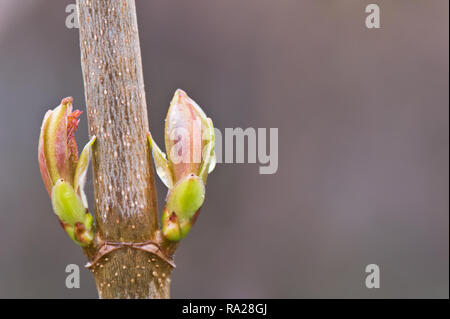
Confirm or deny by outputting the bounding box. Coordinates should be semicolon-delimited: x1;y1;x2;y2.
77;0;172;299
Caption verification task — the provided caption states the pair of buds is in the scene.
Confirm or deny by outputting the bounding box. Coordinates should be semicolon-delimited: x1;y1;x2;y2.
38;90;215;247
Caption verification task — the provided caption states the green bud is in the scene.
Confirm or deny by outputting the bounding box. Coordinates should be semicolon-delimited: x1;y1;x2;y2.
51;180;94;246
161;208;194;241
161;209;182;241
166;174;205;221
160;174;204;241
179;219;193;239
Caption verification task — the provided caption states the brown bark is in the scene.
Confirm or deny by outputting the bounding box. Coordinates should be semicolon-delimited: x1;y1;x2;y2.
77;0;172;298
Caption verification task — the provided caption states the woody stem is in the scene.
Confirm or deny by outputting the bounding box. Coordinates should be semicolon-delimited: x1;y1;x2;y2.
77;0;172;298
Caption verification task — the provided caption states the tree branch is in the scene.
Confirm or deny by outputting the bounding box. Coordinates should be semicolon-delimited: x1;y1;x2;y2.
77;0;172;299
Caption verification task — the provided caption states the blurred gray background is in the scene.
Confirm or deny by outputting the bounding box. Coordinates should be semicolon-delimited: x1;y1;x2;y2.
0;0;448;298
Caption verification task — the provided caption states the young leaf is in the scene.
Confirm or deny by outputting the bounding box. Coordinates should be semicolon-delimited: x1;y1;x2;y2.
148;133;173;188
74;135;96;208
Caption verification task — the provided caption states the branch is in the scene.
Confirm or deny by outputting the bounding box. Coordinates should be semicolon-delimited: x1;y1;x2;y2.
77;0;171;299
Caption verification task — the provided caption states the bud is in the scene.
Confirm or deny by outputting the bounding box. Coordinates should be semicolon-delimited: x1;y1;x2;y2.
149;89;215;241
161;209;182;241
38;97;95;246
166;174;205;221
165;89;215;183
52;180;94;246
160;174;205;241
161;207;196;242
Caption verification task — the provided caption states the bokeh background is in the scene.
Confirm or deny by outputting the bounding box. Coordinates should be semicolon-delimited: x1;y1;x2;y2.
0;0;448;298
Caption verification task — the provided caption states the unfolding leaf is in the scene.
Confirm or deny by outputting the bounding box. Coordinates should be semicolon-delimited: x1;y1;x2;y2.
74;135;96;208
148;133;173;188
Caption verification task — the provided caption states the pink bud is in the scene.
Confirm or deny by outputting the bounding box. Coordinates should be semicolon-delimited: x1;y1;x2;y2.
165;89;207;182
38;97;82;196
